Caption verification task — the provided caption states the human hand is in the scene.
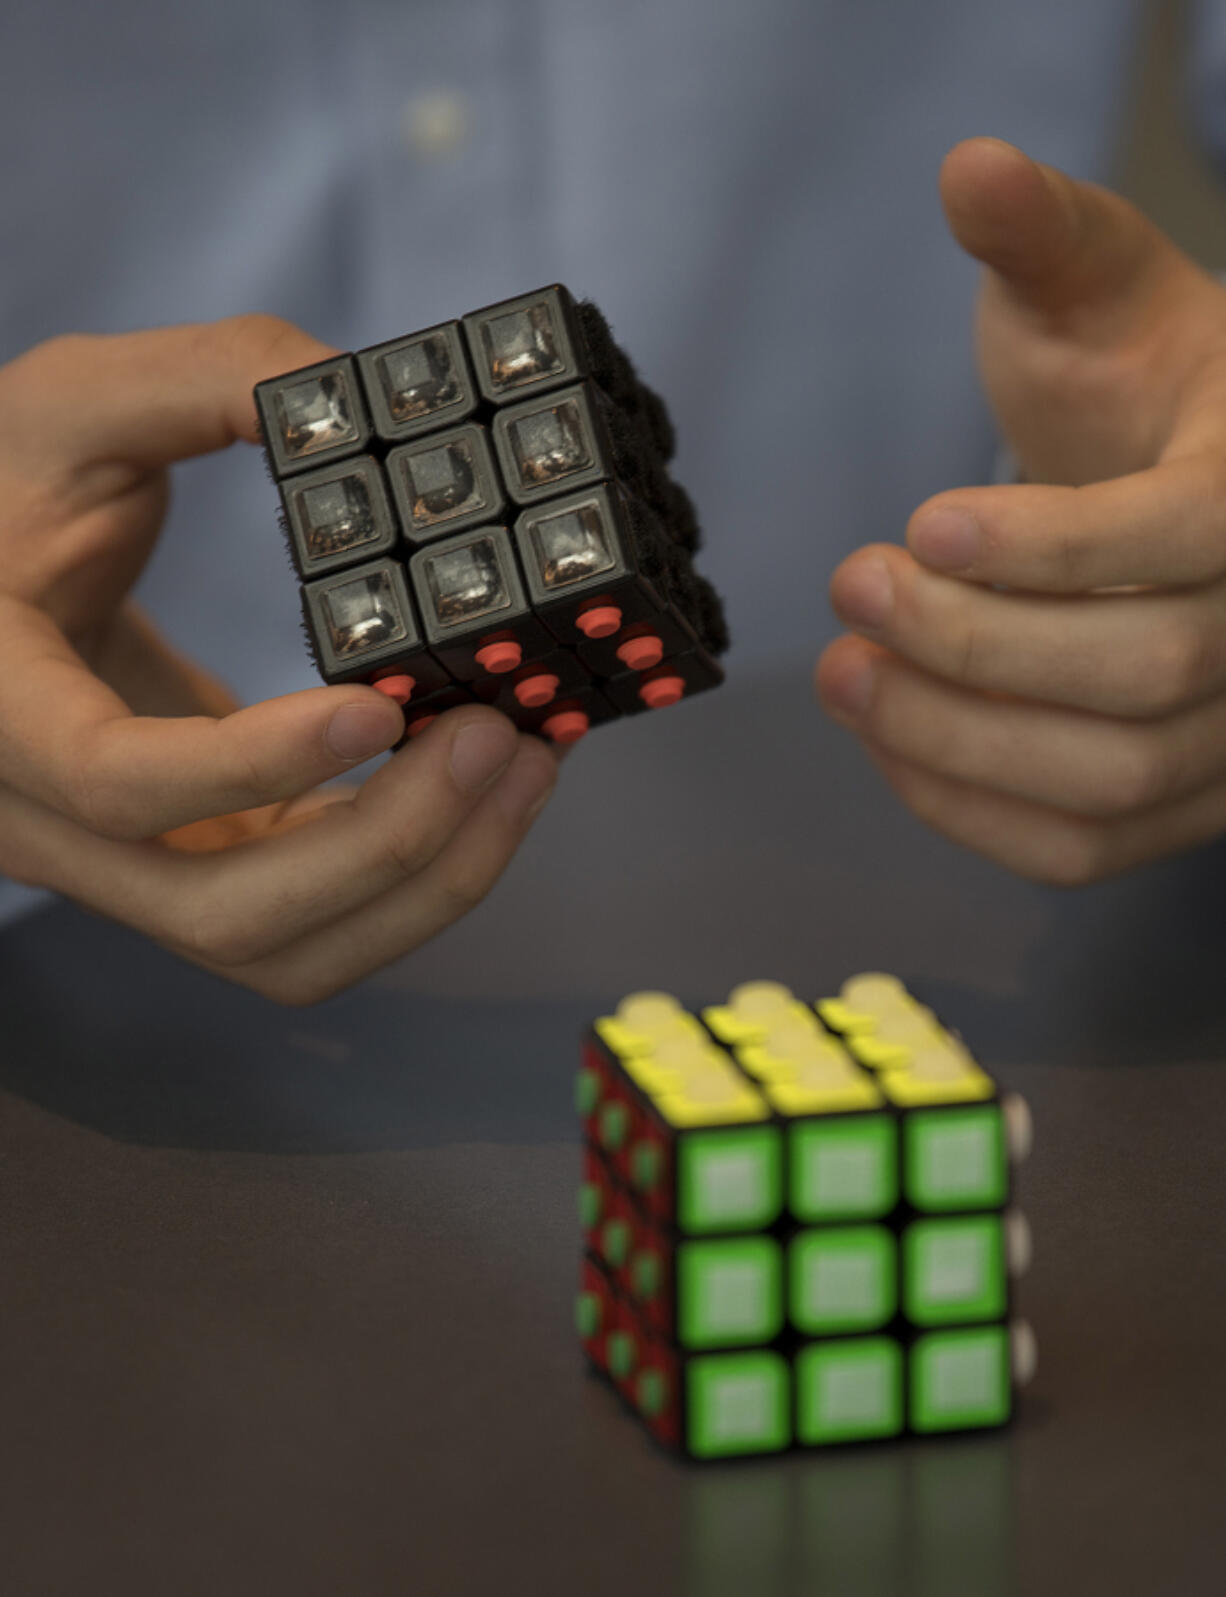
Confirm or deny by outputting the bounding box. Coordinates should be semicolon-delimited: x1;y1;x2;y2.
818;137;1226;884
0;318;557;1000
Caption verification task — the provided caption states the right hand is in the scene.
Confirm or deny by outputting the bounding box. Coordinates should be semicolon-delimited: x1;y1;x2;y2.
0;317;558;1002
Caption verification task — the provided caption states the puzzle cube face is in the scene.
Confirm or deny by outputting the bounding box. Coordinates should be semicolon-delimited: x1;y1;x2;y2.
677;1238;783;1350
909;1327;1012;1433
523;493;617;591
462;286;582;403
795;1337;905;1446
406;527;554;683
321;565;407;659
399;682;477;741
492;384;612;506
633;1362;679;1447
578;975;1032;1460
789;1114;898;1223
301;559;448;697
258;285;727;744
515;485;692;681
576;1255;616;1366
387;425;504;545
789;1226;897;1336
511;685;621;746
603;649;727;718
515;487;638;632
628;1240;670;1335
358;323;478;442
256;356;371;476
473;649;587;712
685;1351;791;1460
904;1106;1008;1213
415;527;516;629
280;456;399;578
903;1217;1006;1327
676;1127;784;1236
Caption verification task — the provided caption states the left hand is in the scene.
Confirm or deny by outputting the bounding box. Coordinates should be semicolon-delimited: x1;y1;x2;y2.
817;137;1226;885
0;320;558;1002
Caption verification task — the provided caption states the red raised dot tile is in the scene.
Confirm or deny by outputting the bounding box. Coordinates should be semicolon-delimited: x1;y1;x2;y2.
475;640;522;675
543;709;590;744
575;605;622;640
514;672;560;708
372;672;416;704
616;634;664;672
639;675;685;710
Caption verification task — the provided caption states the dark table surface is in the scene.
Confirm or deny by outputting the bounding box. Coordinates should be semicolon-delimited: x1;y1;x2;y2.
4;669;1226;1596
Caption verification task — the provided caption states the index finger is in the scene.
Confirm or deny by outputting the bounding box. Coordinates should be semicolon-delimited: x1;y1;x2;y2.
906;455;1226;593
0;314;336;485
0;597;407;839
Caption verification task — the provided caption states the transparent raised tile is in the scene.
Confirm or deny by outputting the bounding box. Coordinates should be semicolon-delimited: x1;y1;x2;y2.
322;568;408;658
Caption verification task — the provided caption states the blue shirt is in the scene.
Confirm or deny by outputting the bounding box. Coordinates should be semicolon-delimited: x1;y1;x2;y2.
1;0;1222;968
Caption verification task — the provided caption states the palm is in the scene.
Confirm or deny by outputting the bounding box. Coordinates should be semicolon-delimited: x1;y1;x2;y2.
819;139;1226;890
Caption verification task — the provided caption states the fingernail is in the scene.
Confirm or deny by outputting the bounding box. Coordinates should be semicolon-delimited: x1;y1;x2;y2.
835;557;893;631
325;702;400;763
493;748;558;825
449;720;518;793
910;507;981;570
824;655;876;721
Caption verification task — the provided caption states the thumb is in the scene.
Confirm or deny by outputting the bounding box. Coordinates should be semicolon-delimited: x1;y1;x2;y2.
939;137;1182;319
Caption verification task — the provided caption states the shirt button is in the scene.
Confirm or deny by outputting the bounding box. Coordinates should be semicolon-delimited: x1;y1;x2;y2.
401;90;471;160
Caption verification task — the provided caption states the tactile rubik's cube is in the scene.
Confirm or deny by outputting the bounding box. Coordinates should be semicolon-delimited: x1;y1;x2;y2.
576;975;1035;1460
254;285;728;745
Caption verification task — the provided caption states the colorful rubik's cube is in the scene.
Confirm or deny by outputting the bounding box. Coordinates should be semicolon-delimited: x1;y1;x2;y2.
576;975;1035;1460
254;285;728;746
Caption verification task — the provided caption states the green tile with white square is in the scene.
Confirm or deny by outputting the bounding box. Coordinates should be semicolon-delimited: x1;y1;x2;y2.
789;1225;897;1335
795;1336;904;1445
909;1326;1012;1433
903;1215;1006;1327
686;1350;791;1459
677;1236;784;1350
903;1105;1007;1213
676;1125;784;1235
788;1113;897;1223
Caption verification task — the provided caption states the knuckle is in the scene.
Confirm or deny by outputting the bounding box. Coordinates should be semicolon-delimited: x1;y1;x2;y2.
383;824;441;884
26;330;101;377
0;850;43;889
1047;521;1089;588
433;861;494;921
176;897;266;968
245;968;336;1007
3;333;102;411
948;617;984;686
217;729;275;813
861;676;923;764
1029;823;1112;888
71;766;151;842
1088;736;1171;818
221;312;313;375
1132;623;1217;716
1197;451;1226;509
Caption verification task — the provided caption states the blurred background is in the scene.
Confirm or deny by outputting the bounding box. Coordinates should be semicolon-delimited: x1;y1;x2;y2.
1118;0;1226;256
7;0;1226;1024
